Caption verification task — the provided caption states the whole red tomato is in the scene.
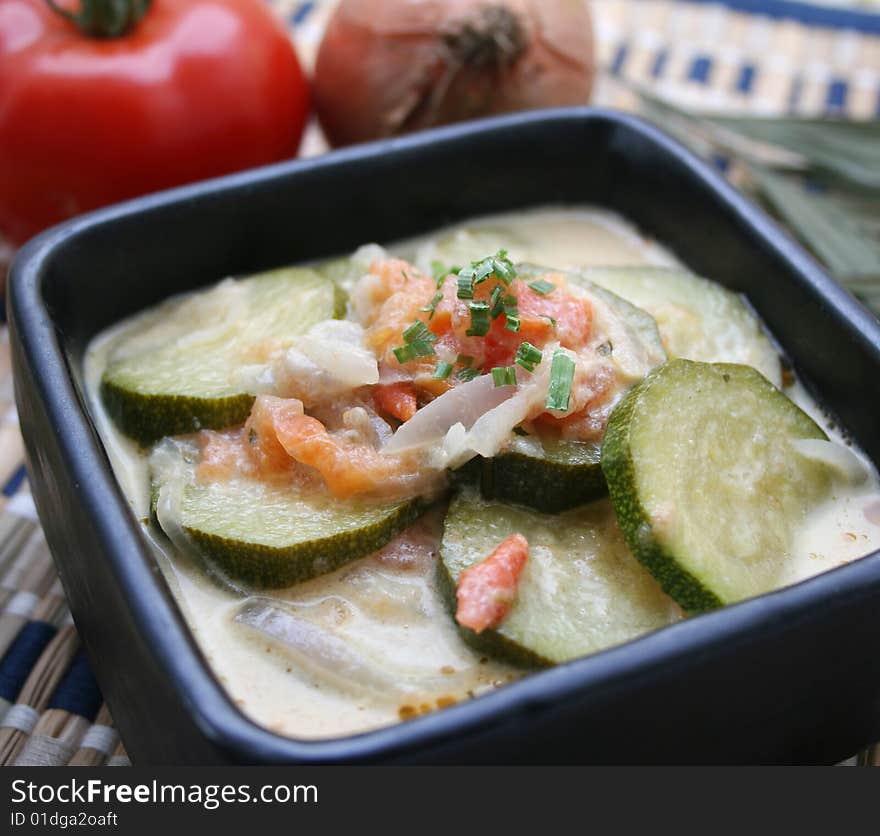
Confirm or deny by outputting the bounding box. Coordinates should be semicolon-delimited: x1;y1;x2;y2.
0;0;310;245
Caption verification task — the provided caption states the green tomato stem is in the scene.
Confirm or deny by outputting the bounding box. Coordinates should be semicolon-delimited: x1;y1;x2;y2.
46;0;153;39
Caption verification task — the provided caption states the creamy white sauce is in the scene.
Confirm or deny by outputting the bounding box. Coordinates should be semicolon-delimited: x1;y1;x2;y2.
83;207;880;740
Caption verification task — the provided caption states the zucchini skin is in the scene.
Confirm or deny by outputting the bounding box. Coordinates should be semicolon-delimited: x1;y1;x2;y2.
101;378;255;447
100;267;347;446
601;365;725;614
453;444;607;515
486;445;606;514
153;491;427;588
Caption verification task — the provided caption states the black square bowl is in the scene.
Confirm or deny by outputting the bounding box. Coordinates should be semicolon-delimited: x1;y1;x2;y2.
9;109;880;764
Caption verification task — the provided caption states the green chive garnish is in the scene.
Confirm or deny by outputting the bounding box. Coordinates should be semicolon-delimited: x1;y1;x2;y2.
546;349;575;411
456;354;474;368
457;367;481;382
491;366;517;387
492;251;517;284
458;250;517;288
466;301;491;337
489;285;505;319
502;294;520;331
393;319;438;363
393;344;416;364
393;341;435;364
433;361;453;380
528;279;556;295
402;320;436;344
514;341;543;372
431;261;448;283
457;274;474;299
420;290;444;319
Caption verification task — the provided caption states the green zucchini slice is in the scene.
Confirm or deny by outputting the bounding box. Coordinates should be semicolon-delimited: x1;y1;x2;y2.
102;267;344;445
582;266;782;385
480;438;605;514
601;360;830;612
150;441;424;588
438;487;681;667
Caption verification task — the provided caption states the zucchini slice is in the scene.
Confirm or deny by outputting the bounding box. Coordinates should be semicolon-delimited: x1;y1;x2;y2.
582;266;782;386
480;438;605;514
150;441;424;588
438;487;681;667
102;267;344;445
601;360;830;612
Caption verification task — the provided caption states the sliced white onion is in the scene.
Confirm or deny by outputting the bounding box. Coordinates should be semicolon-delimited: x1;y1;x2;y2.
295;320;379;388
424;347;556;468
150;440;201;559
466;363;550;457
384;373;515;453
234;598;471;701
791;438;869;485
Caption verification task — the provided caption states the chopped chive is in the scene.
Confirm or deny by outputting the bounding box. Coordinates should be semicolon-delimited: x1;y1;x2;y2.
413;341;436;357
466;301;491;337
457;273;474;300
460;250;517;288
514;341;543;372
393;344;417;364
528;279;556;295
457;367;481;382
473;261;493;285
420;290;444;319
433;360;453;380
492;251;517;284
491;366;517;387
489;285;505;318
502;293;520;331
545;349;575;411
393;340;435;364
431;260;448;282
402;320;436;344
456;354;474;368
493;368;514;387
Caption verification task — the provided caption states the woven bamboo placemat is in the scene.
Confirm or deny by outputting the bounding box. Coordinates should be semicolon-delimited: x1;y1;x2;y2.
1;0;879;766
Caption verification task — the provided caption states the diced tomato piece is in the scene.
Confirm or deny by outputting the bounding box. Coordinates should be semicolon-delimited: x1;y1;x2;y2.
374;382;418;422
244;395;304;476
455;534;529;633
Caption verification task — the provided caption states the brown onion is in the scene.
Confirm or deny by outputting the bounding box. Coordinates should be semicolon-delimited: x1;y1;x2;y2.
313;0;595;146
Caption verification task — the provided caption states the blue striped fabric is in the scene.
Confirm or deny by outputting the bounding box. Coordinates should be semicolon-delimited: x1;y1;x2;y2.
47;648;103;722
681;0;880;32
2;465;26;498
0;622;57;703
593;0;880;120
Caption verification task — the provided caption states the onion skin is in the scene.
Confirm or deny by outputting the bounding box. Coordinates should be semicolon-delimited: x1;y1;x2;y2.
314;0;595;147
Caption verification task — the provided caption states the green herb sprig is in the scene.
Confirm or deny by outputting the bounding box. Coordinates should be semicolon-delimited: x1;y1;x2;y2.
393;319;438;364
491;366;517;387
545;349;575;411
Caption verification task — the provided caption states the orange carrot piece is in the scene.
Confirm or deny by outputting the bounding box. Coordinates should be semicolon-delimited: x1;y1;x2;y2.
374;381;418;422
455;534;529;634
